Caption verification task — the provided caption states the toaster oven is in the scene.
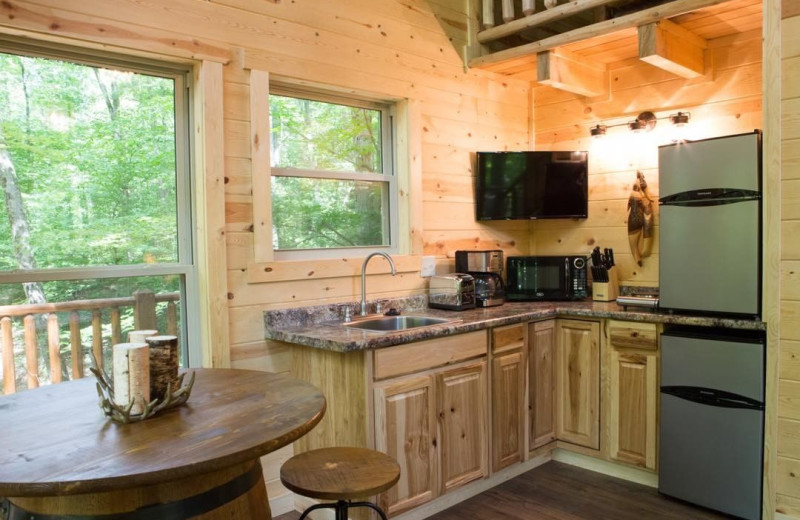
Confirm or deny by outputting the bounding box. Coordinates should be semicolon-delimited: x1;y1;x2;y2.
428;274;476;310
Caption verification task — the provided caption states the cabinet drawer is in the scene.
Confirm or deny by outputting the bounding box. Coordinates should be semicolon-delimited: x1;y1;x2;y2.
492;323;526;353
373;330;487;380
607;320;658;350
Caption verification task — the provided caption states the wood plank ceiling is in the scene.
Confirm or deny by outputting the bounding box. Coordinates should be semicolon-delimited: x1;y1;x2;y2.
470;0;761;93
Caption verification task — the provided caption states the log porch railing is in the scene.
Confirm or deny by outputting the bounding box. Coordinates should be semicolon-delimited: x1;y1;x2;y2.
0;290;180;395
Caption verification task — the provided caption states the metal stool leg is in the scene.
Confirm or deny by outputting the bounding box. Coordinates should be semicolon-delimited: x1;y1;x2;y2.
335;500;348;520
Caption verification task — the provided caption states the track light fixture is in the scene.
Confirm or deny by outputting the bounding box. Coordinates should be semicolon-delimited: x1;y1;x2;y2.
590;124;607;137
588;110;691;138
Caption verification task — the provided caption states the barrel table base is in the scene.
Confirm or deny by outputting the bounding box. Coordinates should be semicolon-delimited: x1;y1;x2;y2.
6;460;270;519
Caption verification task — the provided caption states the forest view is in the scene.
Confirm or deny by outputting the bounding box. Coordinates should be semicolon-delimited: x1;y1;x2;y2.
0;51;182;391
269;93;391;251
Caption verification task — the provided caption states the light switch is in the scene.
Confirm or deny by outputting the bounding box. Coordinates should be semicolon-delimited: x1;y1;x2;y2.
420;256;436;277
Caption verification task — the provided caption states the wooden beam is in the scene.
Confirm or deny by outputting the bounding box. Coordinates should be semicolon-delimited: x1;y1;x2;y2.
470;0;728;70
195;61;231;369
536;48;607;97
477;0;621;43
638;19;707;78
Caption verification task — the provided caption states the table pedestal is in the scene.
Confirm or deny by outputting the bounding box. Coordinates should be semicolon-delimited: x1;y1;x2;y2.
7;460;270;519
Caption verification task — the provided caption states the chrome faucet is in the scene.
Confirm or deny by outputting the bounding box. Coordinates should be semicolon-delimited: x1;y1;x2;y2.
361;252;397;316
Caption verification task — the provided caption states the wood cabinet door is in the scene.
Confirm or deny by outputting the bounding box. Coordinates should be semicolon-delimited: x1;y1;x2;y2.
374;375;438;516
529;320;556;451
436;360;488;494
556;319;600;450
608;347;658;470
491;349;525;472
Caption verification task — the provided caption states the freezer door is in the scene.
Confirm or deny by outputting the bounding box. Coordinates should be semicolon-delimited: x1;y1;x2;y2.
659;332;764;520
659;199;759;315
659;395;763;520
659;132;761;198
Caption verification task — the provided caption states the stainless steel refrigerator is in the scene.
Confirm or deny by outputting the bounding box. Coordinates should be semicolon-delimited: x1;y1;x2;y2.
657;131;765;519
658;131;762;317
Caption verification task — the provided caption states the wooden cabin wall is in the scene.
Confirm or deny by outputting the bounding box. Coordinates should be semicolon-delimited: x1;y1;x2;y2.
0;0;531;512
531;30;763;287
778;1;800;516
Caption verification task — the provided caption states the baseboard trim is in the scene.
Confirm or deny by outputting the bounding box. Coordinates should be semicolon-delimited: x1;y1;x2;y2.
553;448;659;488
269;492;295;517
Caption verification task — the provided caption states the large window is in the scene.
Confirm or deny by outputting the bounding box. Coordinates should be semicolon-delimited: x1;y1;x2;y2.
269;86;397;259
0;39;197;393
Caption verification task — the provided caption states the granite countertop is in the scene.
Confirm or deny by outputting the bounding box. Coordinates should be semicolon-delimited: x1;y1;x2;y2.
264;296;766;353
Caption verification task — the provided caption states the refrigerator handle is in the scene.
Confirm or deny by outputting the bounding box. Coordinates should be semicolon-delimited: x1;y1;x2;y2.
661;385;764;411
659;188;760;207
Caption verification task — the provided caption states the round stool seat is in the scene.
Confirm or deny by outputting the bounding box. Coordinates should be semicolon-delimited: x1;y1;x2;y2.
280;447;400;501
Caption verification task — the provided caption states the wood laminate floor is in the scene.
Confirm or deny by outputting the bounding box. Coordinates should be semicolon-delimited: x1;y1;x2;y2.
273;461;734;520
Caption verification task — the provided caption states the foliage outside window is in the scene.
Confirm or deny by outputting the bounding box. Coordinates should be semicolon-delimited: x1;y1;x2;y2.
0;41;197;393
269;88;397;257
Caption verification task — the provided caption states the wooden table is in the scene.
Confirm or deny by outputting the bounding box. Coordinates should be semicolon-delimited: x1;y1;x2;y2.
0;368;326;519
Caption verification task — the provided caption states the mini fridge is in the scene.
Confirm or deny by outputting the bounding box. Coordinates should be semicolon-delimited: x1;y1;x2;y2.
658;131;762;317
659;326;765;520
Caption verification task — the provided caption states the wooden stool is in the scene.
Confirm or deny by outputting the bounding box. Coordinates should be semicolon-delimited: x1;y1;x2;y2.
280;447;400;520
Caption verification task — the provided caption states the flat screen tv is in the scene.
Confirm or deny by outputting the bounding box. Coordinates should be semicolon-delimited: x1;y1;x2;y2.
475;151;588;220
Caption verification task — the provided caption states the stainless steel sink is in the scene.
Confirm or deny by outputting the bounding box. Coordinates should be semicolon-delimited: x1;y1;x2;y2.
343;315;455;332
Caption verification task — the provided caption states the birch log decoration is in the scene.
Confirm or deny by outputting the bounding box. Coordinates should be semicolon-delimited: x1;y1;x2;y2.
522;0;535;15
112;343;150;415
145;335;179;402
129;329;158;344
502;0;515;22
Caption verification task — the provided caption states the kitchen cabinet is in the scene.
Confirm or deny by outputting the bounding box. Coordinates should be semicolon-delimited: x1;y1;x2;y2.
556;319;600;450
605;320;659;471
374;375;437;516
529;320;556;451
372;331;488;515
438;361;489;493
490;324;526;472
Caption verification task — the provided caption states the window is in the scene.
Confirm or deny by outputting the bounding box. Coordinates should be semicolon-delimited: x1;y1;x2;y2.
0;38;198;393
269;86;397;259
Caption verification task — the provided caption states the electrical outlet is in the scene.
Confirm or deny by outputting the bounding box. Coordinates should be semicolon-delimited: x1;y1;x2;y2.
420;256;436;277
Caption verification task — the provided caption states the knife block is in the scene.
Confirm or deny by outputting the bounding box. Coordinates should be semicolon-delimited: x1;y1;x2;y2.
592;266;619;302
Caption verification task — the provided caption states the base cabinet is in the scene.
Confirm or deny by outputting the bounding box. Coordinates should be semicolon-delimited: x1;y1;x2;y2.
529;320;556;451
606;320;659;471
438;361;489;493
490;324;526;472
374;375;437;516
373;357;488;516
556;319;600;450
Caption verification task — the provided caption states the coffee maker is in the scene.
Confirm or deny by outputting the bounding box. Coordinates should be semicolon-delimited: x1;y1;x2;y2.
454;250;505;307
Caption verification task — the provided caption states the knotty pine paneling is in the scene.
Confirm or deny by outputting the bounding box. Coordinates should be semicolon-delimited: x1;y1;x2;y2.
533;30;762;290
783;340;800;381
0;2;529;513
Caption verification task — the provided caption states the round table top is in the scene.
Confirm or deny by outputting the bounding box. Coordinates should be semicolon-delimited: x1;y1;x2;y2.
0;368;326;497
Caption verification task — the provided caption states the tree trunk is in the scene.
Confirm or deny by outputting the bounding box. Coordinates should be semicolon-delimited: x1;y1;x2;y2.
0;129;46;306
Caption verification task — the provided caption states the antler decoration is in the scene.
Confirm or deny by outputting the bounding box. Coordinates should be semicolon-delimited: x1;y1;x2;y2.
90;354;195;424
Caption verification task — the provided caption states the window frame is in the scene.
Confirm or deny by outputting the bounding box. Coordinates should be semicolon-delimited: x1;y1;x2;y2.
0;36;202;366
269;84;399;261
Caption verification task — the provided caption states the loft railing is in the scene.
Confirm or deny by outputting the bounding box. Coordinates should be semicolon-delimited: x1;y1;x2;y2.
0;290;180;395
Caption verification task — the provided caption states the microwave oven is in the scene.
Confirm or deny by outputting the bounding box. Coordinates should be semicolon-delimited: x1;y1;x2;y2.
506;256;588;301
